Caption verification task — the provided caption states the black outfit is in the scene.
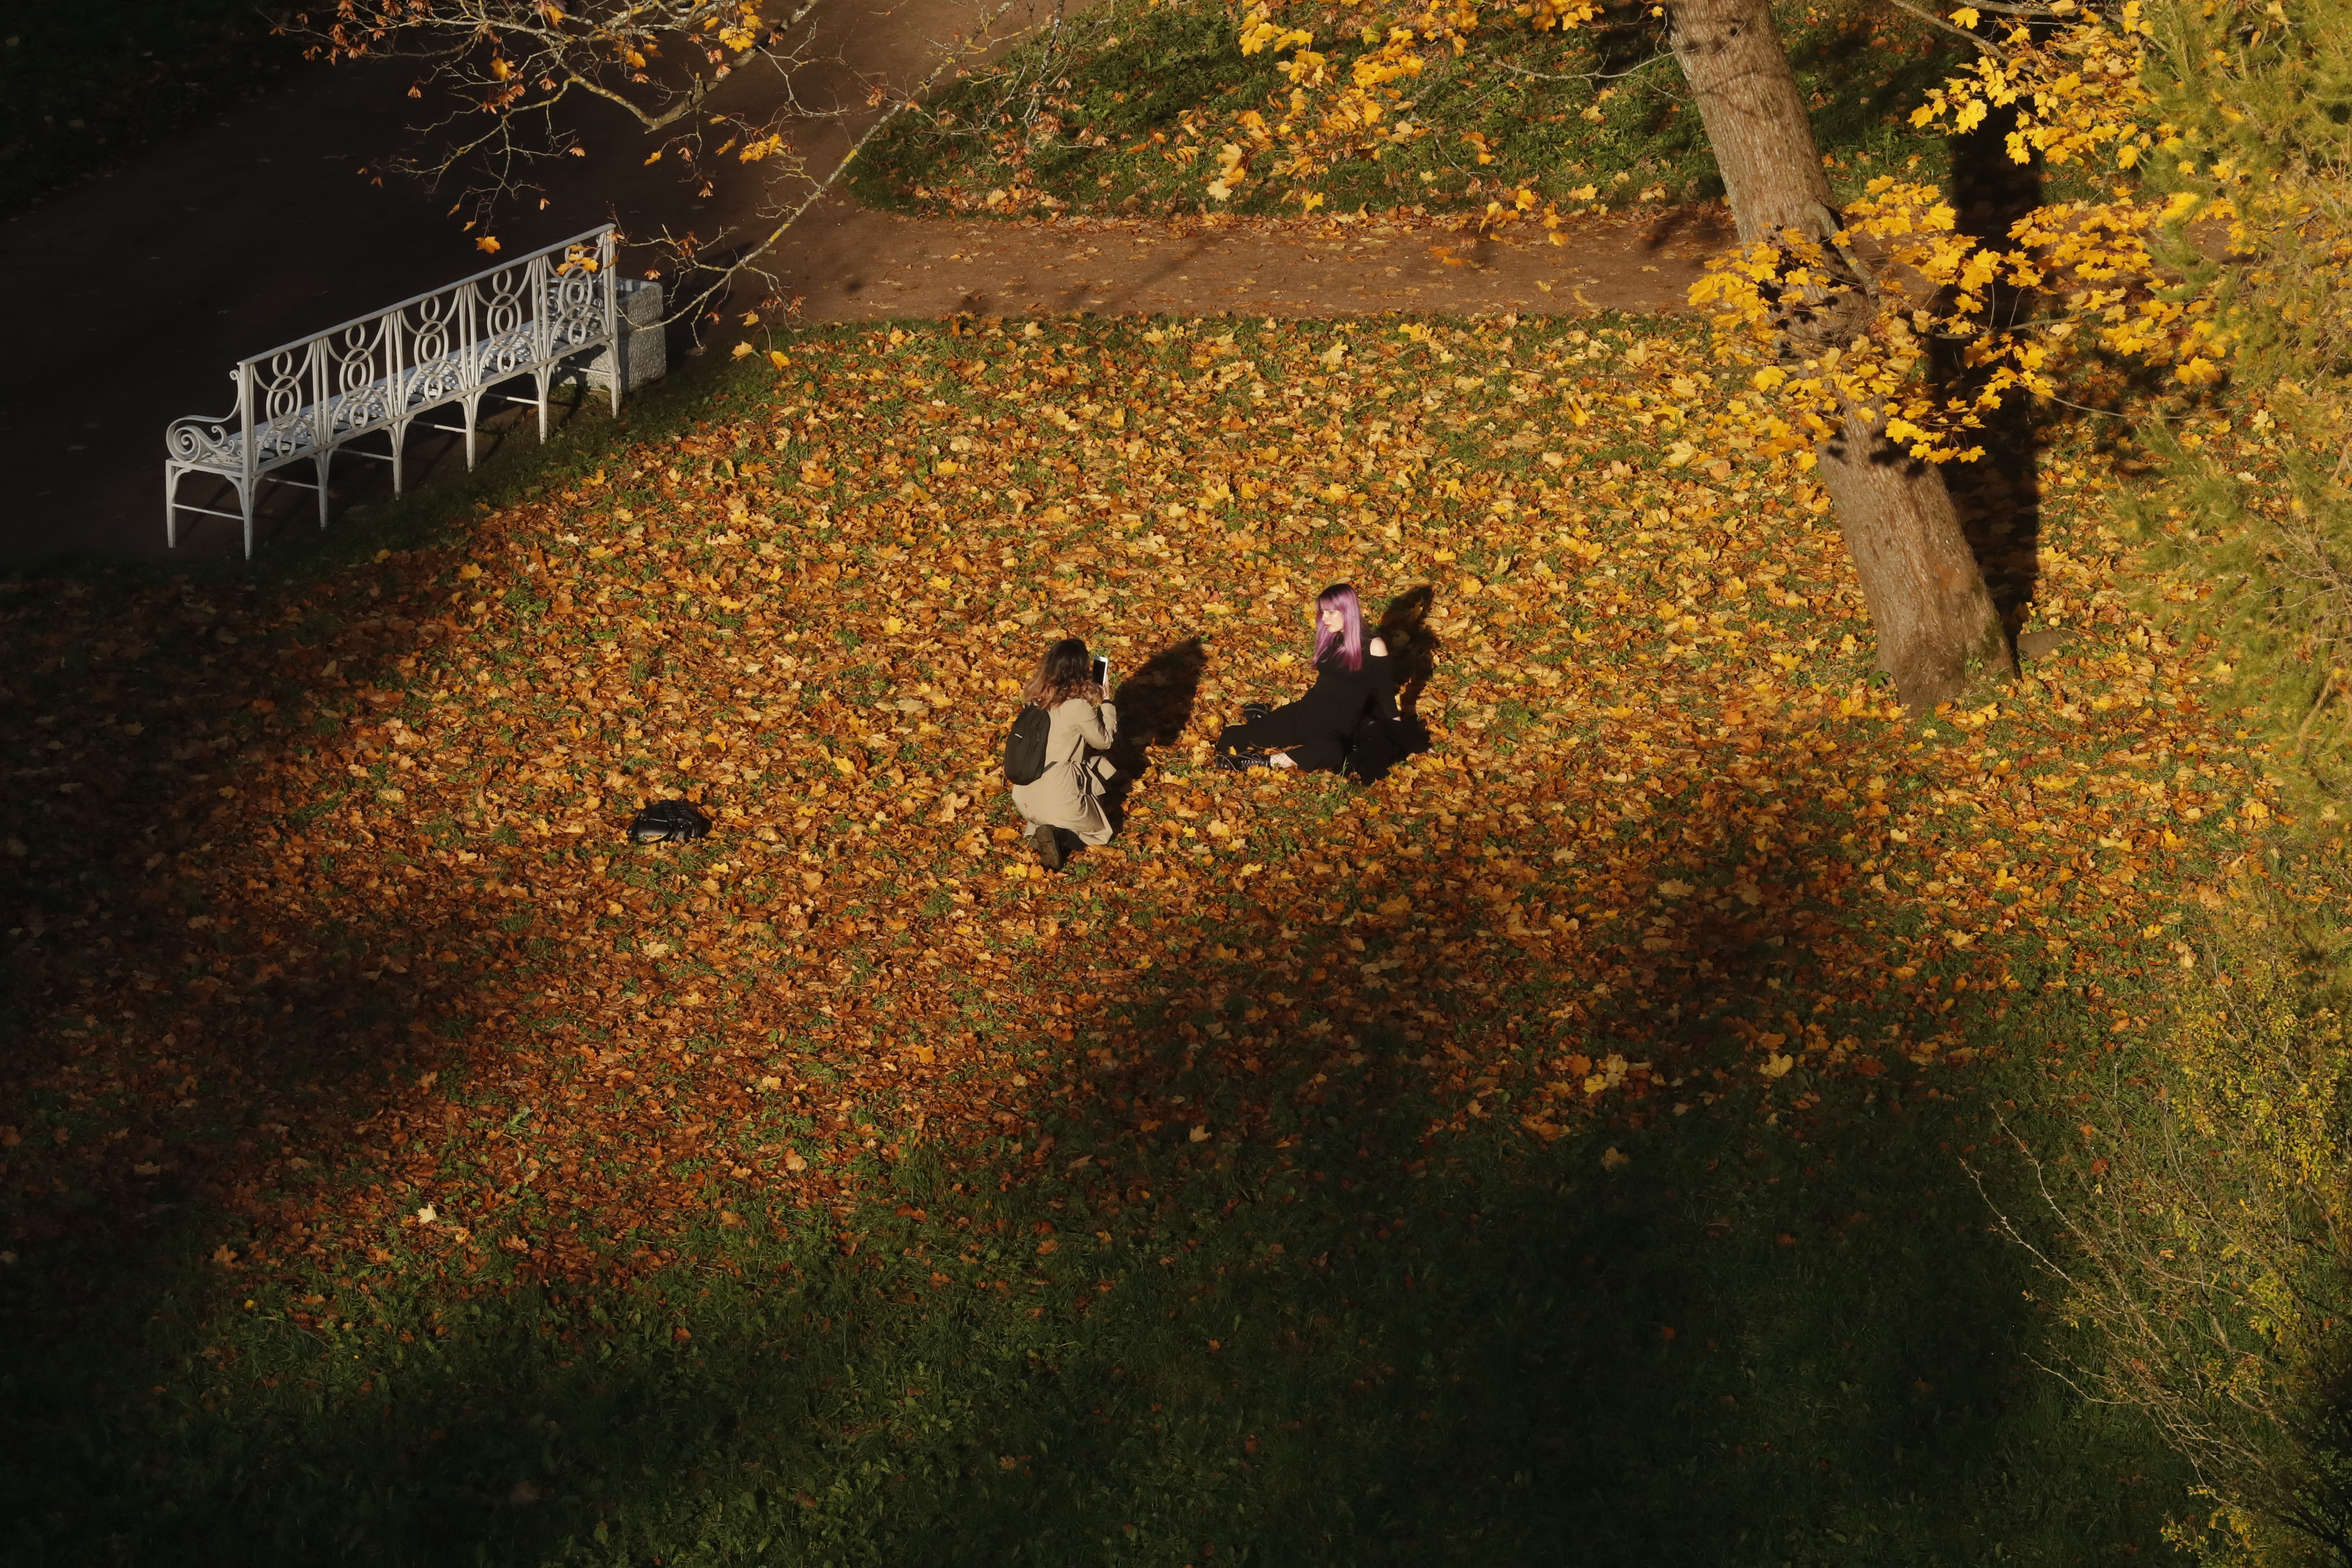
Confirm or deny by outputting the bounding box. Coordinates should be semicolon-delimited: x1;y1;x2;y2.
1217;649;1401;775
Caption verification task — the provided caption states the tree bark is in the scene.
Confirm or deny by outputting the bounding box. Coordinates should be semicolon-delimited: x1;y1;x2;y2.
1667;0;2012;709
1816;406;2014;699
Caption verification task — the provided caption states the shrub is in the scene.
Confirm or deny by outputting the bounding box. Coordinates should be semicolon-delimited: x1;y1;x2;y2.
1997;891;2352;1564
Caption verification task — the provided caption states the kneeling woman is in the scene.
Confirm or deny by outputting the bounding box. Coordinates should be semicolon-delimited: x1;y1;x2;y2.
1008;637;1119;870
1217;582;1396;773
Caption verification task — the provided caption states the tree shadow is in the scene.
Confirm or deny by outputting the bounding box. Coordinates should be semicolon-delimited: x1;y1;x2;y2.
1639;204;1735;257
0;553;542;1557
915;729;2182;1559
0;416;2189;1562
0;370;768;1552
48;701;2187;1563
1937;110;2048;643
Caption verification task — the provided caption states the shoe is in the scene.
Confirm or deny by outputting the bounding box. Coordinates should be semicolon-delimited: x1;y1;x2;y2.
1241;701;1273;723
1214;749;1272;772
1030;824;1066;870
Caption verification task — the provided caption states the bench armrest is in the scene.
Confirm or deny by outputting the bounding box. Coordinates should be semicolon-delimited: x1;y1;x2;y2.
166;409;244;465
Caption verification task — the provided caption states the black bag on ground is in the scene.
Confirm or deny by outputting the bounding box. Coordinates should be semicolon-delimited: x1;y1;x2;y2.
629;799;712;844
1003;704;1052;786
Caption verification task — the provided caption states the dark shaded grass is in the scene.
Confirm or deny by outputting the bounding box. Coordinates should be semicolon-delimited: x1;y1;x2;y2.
3;882;2188;1564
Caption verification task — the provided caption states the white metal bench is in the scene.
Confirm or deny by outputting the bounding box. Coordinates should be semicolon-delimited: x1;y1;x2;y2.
165;225;661;557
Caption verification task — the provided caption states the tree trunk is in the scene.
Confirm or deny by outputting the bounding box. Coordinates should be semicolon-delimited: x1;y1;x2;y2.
1666;0;2013;709
1816;406;2015;700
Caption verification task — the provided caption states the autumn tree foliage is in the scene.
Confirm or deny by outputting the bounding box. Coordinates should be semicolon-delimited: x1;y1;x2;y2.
1148;5;2352;1537
1192;0;2017;705
1710;2;2352;1546
1666;0;2010;712
1971;0;2352;1557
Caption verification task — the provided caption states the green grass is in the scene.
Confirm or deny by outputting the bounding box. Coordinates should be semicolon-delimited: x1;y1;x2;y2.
6;1002;2183;1564
0;0;308;211
849;0;1969;220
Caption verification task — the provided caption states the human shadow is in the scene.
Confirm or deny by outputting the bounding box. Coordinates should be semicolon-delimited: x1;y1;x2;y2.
1084;634;1207;846
1343;583;1441;785
1193;587;1441;784
1376;582;1440;719
1108;635;1208;757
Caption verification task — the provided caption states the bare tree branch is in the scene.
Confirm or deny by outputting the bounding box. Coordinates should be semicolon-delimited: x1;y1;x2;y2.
1871;0;2009;55
288;0;857;262
654;0;1024;331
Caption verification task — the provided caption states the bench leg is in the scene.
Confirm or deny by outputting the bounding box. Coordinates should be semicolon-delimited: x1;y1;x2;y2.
165;466;181;550
241;479;257;561
389;420;409;498
315;451;333;530
462;395;482;471
535;369;551;444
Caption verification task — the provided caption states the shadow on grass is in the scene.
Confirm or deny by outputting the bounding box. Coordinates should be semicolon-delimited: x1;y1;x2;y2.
1375;583;1440;719
6;739;2189;1563
1110;636;1210;758
0;0;307;212
0;347;785;1556
0;321;2191;1563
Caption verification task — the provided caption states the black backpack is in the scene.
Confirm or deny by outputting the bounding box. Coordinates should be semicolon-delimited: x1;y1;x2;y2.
629;799;713;844
1003;705;1052;786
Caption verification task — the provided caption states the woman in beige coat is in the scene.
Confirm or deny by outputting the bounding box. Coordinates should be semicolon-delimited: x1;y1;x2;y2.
1008;637;1118;871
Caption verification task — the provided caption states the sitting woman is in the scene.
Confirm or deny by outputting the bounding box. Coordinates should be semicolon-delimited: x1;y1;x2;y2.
1008;637;1119;870
1216;582;1397;773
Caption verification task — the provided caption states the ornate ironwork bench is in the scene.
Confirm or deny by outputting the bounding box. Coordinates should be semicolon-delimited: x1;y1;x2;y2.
165;225;663;557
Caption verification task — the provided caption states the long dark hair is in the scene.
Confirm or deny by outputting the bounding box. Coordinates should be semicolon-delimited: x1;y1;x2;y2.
1021;637;1101;707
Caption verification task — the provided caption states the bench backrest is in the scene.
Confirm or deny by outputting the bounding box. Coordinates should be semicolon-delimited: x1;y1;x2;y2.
229;225;619;464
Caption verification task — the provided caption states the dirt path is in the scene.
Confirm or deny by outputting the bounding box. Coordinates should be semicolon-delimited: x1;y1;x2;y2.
0;3;1730;567
765;197;1726;325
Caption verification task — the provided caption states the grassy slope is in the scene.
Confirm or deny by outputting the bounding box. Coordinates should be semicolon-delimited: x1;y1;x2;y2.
1;312;2300;1563
849;0;1964;220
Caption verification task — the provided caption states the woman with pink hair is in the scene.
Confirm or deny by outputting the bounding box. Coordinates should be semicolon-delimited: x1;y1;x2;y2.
1215;582;1398;775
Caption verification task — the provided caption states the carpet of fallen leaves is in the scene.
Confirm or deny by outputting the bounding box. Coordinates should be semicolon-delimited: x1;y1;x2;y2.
0;313;2287;1310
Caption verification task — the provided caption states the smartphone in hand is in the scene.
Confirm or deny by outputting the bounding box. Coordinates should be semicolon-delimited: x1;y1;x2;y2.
1090;655;1109;692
